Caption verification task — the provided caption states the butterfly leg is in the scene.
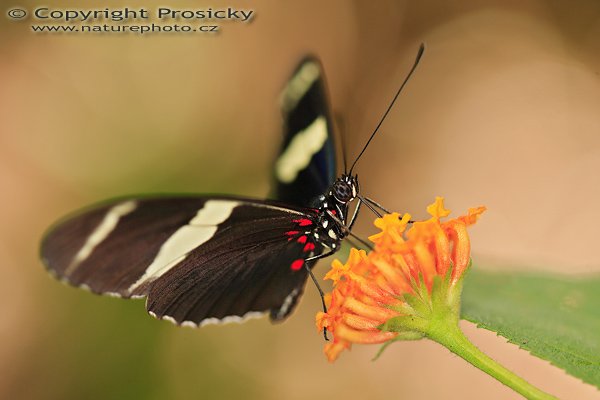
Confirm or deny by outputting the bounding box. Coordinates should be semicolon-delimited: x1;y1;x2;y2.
347;198;362;230
326;210;374;251
362;197;415;224
305;250;336;263
356;194;385;218
304;251;336;341
363;196;391;214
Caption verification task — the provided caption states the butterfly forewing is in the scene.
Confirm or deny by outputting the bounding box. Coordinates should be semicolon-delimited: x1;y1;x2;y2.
274;56;336;208
42;197;209;294
41;54;343;328
41;197;322;325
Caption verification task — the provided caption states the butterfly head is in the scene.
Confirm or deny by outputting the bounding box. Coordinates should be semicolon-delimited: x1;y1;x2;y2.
332;174;359;204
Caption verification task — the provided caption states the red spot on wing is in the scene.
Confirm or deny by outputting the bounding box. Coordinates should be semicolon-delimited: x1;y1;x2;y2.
330;210;337;215
297;235;307;244
304;242;315;252
293;218;313;226
284;230;299;236
291;259;304;271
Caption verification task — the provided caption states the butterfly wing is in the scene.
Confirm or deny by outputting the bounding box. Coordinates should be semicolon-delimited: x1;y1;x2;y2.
274;56;337;207
41;56;340;326
41;197;321;325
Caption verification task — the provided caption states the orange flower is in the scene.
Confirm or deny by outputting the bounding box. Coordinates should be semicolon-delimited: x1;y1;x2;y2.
316;197;485;362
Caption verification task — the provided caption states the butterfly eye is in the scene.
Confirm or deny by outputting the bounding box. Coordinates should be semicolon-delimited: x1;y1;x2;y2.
333;181;354;203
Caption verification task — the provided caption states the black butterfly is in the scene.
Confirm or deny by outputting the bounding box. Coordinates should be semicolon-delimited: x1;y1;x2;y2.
40;46;424;328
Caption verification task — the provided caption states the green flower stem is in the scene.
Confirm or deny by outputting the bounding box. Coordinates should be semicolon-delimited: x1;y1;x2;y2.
384;276;557;399
426;315;557;400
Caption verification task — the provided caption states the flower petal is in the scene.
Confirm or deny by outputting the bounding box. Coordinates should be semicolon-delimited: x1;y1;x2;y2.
426;196;451;219
317;198;485;361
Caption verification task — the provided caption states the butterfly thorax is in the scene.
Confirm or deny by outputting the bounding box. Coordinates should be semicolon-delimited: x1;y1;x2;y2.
310;174;359;250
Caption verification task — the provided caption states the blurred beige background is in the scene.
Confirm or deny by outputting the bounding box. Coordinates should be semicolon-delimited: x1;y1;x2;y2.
1;0;599;399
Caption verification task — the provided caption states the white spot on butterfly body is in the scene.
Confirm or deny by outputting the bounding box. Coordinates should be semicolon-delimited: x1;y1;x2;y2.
65;200;137;276
127;200;239;293
275;117;328;184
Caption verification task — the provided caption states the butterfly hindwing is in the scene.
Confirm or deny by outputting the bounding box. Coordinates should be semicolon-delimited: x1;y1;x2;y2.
146;232;316;325
274;56;336;207
41;197;322;324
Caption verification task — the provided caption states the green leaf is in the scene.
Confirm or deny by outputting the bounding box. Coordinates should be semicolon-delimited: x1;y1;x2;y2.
461;268;600;388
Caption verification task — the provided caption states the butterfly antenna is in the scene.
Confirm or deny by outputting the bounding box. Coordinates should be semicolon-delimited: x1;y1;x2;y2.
349;43;425;174
336;115;349;174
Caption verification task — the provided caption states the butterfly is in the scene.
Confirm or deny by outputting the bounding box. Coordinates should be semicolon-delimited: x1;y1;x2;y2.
40;45;424;328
